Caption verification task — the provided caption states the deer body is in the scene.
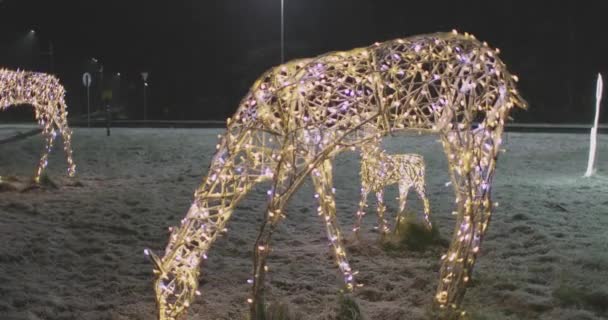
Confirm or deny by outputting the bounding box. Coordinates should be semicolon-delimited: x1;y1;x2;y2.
0;69;75;182
355;149;431;236
151;31;526;319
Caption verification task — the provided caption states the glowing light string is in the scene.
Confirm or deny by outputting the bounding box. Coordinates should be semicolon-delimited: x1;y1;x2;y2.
0;69;76;182
149;31;527;319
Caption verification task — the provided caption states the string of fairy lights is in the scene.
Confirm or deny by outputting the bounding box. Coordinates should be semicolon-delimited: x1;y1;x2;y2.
355;143;432;236
150;30;526;320
0;68;76;183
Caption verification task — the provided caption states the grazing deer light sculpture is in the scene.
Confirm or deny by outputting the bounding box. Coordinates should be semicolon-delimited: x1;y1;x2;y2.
0;69;76;183
149;31;527;319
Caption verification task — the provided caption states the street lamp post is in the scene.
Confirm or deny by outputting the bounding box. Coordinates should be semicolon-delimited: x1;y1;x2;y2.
83;71;92;127
28;29;55;74
144;83;148;120
48;40;54;73
99;64;104;111
89;58;102;114
280;0;284;63
32;30;54;73
87;82;90;126
141;72;149;120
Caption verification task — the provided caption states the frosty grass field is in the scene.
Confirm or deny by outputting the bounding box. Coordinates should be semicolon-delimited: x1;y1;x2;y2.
0;126;607;320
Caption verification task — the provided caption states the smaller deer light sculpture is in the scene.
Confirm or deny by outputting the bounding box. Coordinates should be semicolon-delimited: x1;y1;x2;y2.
354;143;431;237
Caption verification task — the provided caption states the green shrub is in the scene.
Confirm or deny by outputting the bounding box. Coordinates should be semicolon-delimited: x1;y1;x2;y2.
336;294;363;320
382;211;445;252
252;301;303;320
38;173;58;189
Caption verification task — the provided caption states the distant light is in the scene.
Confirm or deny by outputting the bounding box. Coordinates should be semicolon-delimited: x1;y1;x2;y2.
29;29;35;34
144;82;149;87
116;72;121;76
91;58;98;63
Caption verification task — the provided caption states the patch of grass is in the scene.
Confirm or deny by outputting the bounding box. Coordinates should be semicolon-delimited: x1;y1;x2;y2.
553;285;608;314
464;309;515;320
0;181;19;192
0;175;20;192
38;173;58;189
66;179;85;187
382;211;446;252
510;213;529;221
581;256;608;272
425;306;467;320
336;294;363;320
251;301;304;320
426;305;519;320
21;173;58;192
0;175;19;182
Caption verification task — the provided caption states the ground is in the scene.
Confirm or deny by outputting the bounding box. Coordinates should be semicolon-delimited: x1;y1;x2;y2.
0;126;607;320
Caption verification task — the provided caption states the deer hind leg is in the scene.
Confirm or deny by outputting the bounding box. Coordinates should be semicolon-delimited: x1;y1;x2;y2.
375;189;389;237
55;102;76;177
152;128;277;320
396;180;411;228
353;185;370;236
311;159;355;291
34;113;57;183
415;184;432;230
355;138;380;236
434;130;498;315
413;166;432;229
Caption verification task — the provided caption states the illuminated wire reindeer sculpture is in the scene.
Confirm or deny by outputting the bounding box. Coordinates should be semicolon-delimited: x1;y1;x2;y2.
354;145;431;237
0;69;76;183
149;31;526;319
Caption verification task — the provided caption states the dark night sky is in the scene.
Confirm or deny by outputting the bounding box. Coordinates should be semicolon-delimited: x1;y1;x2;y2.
1;0;607;123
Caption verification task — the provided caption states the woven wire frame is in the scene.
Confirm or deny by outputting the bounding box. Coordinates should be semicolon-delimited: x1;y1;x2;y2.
150;31;527;319
0;69;76;182
355;149;431;236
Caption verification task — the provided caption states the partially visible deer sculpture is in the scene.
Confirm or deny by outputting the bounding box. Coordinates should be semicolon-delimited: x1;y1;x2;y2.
0;69;76;183
149;31;527;319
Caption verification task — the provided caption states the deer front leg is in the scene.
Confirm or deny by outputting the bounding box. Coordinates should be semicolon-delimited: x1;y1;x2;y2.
414;182;432;230
353;186;369;237
311;159;355;291
396;181;411;228
250;148;311;319
416;163;432;229
250;202;284;319
375;190;389;238
54;103;76;177
434;131;497;316
34;120;56;183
